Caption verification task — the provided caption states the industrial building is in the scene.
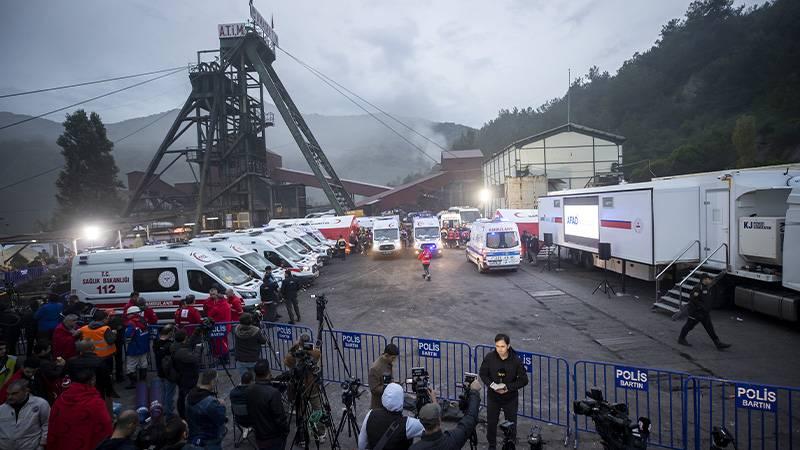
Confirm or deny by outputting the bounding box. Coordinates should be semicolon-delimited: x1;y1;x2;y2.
482;123;625;213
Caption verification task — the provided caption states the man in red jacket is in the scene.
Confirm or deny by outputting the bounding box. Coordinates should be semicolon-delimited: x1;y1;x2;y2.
47;369;112;450
225;288;243;323
52;314;80;360
175;295;202;330
124;293;157;325
204;288;231;362
418;247;432;281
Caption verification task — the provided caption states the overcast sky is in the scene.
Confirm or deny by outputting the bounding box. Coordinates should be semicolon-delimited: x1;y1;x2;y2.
0;0;755;128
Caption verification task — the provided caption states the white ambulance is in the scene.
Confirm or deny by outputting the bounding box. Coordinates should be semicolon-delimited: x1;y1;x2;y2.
412;216;443;256
465;219;521;273
70;243;262;319
189;236;285;285
220;230;319;284
372;216;402;256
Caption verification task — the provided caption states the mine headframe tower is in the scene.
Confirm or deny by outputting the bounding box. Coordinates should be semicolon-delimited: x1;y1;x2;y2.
123;16;354;233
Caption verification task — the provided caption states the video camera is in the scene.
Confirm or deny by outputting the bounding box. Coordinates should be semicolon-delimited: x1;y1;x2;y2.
311;293;327;322
198;316;216;333
243;304;263;323
406;367;431;412
290;341;318;374
457;372;478;412
340;376;362;406
710;426;735;450
573;388;650;450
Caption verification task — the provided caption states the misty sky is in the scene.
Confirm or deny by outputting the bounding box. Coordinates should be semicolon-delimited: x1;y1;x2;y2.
0;0;755;128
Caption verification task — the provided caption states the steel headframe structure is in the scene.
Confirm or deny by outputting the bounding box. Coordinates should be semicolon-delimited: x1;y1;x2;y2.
123;23;354;234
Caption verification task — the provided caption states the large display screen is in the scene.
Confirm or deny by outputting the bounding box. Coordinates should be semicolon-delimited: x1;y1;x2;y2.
563;196;599;248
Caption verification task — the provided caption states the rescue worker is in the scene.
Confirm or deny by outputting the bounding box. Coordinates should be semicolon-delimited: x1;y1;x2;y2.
175;295;202;330
447;227;457;249
336;235;348;260
418;247;432;281
203;288;231;363
123;306;151;389
280;269;301;324
77;309;117;382
479;333;529;450
678;274;731;350
225;288;243;324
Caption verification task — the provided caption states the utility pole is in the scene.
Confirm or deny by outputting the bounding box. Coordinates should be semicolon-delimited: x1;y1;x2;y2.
567;68;571;124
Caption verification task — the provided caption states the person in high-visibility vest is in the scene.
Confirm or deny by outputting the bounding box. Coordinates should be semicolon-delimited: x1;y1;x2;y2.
78;309;117;374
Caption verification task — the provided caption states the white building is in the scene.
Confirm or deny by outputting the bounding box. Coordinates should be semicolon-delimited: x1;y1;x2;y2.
483;123;625;213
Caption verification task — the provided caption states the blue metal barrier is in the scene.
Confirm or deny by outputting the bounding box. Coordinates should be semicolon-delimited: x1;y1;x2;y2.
258;321;315;373
474;345;571;434
319;329;387;386
684;376;800;450
390;335;472;401
2;266;48;285
573;360;690;449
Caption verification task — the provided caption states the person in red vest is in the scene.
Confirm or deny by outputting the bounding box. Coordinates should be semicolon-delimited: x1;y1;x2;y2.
225;288;243;324
418;247;432;281
47;369;112;450
447;228;457;249
174;295;202;331
203;287;231;363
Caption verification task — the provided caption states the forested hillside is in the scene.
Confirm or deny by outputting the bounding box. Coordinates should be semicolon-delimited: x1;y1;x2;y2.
457;0;800;180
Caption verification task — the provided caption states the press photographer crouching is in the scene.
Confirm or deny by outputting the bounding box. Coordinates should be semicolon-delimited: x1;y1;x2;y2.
409;376;482;449
358;383;425;450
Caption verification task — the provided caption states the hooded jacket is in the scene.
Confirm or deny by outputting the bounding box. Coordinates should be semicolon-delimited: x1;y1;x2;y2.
33;302;62;332
46;382;112;450
170;332;203;390
0;394;50;450
358;383;424;450
409;390;480;450
185;388;227;443
233;324;266;363
478;347;529;401
124;316;151;356
246;380;289;441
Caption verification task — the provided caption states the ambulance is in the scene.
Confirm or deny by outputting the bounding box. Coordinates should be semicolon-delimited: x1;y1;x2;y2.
189;236;285;285
412;216;443;256
70;243;262;319
465;219;522;273
372;216;402;256
220;230;319;284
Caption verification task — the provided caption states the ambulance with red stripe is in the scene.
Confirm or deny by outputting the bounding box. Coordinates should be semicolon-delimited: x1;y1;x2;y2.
70;243;262;320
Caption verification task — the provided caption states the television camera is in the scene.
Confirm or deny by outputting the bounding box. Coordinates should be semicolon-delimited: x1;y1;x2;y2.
573;388;651;450
406;367;432;414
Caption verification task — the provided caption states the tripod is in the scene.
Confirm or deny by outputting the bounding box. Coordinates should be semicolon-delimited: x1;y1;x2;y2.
592;258;616;298
335;383;361;442
288;364;339;450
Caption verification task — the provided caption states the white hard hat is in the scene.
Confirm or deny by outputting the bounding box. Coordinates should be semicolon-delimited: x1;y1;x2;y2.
127;306;142;315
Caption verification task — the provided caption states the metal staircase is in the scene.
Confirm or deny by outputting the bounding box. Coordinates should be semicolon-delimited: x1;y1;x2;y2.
652;242;729;317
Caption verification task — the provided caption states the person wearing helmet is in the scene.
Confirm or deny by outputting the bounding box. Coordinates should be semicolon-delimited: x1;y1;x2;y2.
124;305;151;389
417;247;432;281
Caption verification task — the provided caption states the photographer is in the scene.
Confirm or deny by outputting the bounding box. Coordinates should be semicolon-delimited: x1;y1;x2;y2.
410;378;482;449
479;333;529;449
233;312;267;375
358;383;425;450
246;360;289;450
170;328;203;419
283;335;324;420
368;343;399;410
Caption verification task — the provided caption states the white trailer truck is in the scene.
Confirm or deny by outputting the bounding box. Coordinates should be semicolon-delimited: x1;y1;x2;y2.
538;165;800;321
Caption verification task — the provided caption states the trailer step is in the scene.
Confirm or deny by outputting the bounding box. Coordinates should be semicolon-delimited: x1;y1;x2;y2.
652;302;680;313
659;295;683;307
667;288;692;298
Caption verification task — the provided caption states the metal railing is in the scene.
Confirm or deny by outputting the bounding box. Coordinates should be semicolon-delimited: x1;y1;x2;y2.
676;243;729;308
654;240;701;301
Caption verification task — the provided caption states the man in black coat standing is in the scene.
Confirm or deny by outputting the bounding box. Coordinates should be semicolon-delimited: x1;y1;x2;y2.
247;360;289;450
280;269;301;324
479;333;529;450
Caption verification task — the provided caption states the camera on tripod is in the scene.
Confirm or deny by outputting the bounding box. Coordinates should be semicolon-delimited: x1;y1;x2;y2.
290;341;319;374
340;376;362;406
381;374;392;385
573;388;651;450
457;372;478;412
197;316;216;333
243;304;263;322
406;367;432;412
710;426;735;450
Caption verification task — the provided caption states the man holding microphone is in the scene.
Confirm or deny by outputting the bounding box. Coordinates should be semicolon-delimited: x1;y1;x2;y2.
479;333;529;449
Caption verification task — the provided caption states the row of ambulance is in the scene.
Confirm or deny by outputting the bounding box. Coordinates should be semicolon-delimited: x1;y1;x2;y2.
70;222;345;320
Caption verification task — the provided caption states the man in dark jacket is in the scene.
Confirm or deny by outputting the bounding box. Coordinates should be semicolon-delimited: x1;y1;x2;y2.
280;270;302;324
678;274;731;350
247;360;289;449
171;329;203;419
153;325;176;417
259;273;280;322
368;343;399;410
479;333;529;450
410;378;482;450
66;340;113;402
95;409;138;450
186;370;227;449
233;312;267;375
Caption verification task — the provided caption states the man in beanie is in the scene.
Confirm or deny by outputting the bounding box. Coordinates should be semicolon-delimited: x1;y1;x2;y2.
410;378;482;449
368;343;399;410
357;383;425;450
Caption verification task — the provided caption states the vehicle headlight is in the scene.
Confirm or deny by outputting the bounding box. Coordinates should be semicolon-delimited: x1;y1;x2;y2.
237;290;257;299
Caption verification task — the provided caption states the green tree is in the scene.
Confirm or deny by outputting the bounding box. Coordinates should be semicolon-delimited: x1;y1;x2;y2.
732;115;757;168
54;110;123;228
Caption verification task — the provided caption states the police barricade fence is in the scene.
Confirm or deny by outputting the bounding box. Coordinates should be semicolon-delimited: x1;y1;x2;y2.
474;345;571;438
2;266;48;285
390;335;472;402
684;376;800;450
573;360;690;450
318;329;387;387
